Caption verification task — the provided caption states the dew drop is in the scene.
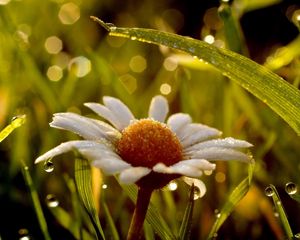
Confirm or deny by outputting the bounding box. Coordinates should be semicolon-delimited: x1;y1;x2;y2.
44;159;54;173
285;182;297;195
193;186;201;200
294;233;300;239
46;194;59;208
274;212;279;218
265;186;274;197
130;36;137;40
106;23;116;31
102;184;108;189
18;229;30;240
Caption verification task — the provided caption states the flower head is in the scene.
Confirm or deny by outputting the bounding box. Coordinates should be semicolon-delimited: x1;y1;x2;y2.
35;95;253;193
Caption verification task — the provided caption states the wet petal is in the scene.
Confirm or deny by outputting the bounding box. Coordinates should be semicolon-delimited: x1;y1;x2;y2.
167;113;191;135
180;124;222;148
119;167;151;184
182;177;207;198
185;137;253;152
84;103;123;130
92;157;131;174
103;96;135;130
35;140;110;163
153;159;215;178
148;95;169;122
184;147;252;163
50;112;119;141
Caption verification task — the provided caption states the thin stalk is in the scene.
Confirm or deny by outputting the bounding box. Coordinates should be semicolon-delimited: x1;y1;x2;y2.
127;187;153;240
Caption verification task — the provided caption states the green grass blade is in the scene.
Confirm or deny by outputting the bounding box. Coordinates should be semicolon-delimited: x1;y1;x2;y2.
267;185;294;239
120;183;176;240
102;201;120;240
48;205;94;240
92;17;300;135
22;164;51;240
74;157;105;240
0;115;26;142
218;2;247;55
207;163;255;239
178;185;195;240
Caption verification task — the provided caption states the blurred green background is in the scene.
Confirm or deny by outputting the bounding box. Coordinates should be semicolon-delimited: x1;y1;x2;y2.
1;0;300;239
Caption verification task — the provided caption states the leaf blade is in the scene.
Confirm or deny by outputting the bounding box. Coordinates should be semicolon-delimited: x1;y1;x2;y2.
93;18;300;135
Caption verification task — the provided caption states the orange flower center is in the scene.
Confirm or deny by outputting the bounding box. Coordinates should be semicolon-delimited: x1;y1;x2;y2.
117;119;182;168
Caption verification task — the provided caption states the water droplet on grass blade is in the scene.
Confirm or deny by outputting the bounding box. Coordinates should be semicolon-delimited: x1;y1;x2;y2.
106;23;116;31
265;186;274;197
44;159;54;173
46;194;59;208
18;229;30;240
285;182;297;195
294;233;300;238
130;36;137;40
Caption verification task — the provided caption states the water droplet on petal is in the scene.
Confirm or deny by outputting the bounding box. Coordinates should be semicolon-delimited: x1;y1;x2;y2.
44;159;54;173
285;182;297;195
265;186;274;197
18;229;30;240
193;186;201;200
46;194;59;208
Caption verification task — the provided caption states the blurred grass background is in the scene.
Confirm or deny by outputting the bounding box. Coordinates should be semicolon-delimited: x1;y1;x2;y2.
1;0;300;239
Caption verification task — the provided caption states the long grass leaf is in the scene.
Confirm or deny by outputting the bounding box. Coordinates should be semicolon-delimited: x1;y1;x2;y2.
0;115;26;142
74;157;105;240
102;201;120;240
178;185;195;240
22;164;51;240
92;17;300;135
48;205;94;240
267;185;294;239
207;163;255;239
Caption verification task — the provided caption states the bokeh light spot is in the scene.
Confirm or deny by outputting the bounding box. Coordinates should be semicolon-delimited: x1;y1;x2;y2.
68;56;91;78
119;74;137;94
163;57;178;71
58;2;80;25
129;55;147;73
47;65;63;81
160;83;172;95
215;172;226;183
45;36;63;54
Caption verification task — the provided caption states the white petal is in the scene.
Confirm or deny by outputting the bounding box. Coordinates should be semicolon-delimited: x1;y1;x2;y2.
174;159;216;171
148;95;169;122
182;177;207;198
167;113;192;135
92;157;131;174
184;147;252;163
185;137;253;152
153;159;215;178
35;140;109;163
50;112;119;141
84;103;124;130
179;123;222;146
119;167;151;184
103;96;135;130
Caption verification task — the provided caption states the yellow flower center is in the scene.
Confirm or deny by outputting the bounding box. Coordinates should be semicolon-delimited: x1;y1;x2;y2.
117;119;182;168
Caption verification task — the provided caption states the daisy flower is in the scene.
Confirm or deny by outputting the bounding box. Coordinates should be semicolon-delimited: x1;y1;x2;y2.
35;95;253;239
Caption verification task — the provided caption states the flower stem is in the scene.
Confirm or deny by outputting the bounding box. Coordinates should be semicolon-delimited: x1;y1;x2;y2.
127;187;153;240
